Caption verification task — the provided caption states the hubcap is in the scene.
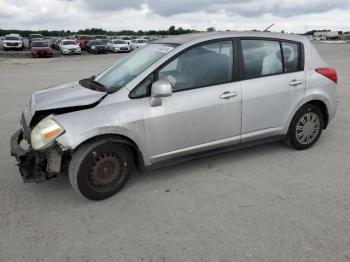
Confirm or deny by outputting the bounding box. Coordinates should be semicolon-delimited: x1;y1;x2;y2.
88;152;125;192
296;112;320;145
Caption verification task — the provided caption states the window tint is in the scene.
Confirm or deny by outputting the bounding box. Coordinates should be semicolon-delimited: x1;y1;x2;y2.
158;41;233;92
241;40;282;78
282;42;299;72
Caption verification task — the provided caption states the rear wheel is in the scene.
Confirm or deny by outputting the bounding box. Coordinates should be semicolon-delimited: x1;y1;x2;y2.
68;139;133;200
287;104;324;150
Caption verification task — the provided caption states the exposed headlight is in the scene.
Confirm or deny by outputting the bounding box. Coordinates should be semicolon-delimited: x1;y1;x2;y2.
91;46;96;49
31;116;64;150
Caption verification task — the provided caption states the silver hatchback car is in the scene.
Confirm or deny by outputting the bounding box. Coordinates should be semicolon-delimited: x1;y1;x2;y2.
11;32;339;200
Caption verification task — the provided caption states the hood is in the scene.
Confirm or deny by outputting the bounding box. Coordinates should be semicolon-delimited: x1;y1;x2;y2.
23;81;107;126
114;44;128;47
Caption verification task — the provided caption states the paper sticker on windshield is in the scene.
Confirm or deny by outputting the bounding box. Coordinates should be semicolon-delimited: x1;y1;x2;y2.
153;46;174;53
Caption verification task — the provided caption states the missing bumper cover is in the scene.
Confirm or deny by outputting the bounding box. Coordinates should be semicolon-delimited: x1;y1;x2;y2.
10;129;63;183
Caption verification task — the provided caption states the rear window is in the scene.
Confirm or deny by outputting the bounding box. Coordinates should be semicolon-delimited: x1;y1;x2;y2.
241;39;301;79
32;41;49;47
282;42;299;72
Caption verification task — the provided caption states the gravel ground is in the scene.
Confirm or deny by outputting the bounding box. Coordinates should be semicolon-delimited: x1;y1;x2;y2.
0;42;349;262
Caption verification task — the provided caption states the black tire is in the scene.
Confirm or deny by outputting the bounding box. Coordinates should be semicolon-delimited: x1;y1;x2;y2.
286;104;324;150
68;139;133;200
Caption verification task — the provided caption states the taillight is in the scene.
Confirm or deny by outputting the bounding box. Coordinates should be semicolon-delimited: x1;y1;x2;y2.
316;68;338;84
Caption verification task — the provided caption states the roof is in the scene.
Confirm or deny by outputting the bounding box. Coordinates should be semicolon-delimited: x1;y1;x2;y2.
153;31;307;45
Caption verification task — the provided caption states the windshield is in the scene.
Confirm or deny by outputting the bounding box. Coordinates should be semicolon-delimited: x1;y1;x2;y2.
98;39;109;44
30;34;43;39
113;40;125;44
95;43;177;93
32;41;49;47
122;37;131;40
62;40;77;45
137;40;147;43
90;40;104;45
5;36;19;41
95;35;108;39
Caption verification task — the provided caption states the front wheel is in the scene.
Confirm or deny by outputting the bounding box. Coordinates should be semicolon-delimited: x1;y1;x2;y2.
68;139;133;200
287;104;324;150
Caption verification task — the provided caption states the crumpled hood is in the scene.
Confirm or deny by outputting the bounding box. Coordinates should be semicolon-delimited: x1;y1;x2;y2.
23;81;107;125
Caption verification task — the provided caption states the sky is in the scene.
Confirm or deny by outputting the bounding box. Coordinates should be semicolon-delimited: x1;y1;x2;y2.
1;0;350;33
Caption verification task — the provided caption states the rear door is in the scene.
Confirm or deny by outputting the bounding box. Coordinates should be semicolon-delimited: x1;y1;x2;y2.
238;38;305;140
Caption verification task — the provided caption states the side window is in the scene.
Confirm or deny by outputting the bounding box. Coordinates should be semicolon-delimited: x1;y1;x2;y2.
282;42;299;72
158;41;233;92
129;74;154;98
241;40;282;78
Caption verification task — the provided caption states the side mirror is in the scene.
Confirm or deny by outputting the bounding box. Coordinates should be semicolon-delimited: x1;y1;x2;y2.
150;80;172;107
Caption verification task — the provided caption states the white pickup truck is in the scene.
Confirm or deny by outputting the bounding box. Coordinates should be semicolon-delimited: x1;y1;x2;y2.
3;34;24;50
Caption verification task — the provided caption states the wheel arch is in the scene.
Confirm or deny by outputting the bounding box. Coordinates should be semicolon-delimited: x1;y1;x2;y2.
305;100;329;129
70;133;146;172
286;98;330;134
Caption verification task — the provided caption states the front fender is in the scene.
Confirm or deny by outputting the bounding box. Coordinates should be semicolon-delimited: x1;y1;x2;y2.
56;125;150;166
52;97;151;165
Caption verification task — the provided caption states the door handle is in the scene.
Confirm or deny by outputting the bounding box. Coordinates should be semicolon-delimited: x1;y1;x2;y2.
289;80;303;87
220;91;237;99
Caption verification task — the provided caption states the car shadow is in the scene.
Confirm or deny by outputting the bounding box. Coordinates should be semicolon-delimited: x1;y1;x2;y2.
126;141;290;188
28;141;291;201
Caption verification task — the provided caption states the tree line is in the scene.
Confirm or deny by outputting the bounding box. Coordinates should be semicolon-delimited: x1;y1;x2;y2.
0;26;199;37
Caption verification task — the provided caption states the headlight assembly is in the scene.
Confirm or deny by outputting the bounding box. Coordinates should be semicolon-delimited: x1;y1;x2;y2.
31;116;64;150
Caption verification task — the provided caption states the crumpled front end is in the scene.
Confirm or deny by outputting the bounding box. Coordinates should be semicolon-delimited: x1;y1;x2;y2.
10;118;67;183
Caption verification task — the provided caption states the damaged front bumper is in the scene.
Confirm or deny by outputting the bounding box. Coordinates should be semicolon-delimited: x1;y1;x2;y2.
10;129;65;183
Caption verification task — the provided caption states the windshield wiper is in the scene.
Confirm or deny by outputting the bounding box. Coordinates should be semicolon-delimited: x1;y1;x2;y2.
79;77;107;92
90;79;105;88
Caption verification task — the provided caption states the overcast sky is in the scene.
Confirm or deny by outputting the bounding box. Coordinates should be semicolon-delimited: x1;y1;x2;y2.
1;0;350;33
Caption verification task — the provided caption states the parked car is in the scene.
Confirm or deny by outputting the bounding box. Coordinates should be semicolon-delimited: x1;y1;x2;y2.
86;39;108;54
130;39;148;50
107;39;131;52
29;34;44;47
31;41;53;58
93;35;109;40
75;35;92;50
3;34;24;50
59;39;81;55
11;32;339;200
50;39;61;50
119;36;132;45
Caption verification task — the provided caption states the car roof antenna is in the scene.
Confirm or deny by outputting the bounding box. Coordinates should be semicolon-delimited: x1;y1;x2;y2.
264;24;274;32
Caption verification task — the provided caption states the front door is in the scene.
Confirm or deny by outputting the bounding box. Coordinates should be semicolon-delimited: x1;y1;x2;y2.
144;40;242;162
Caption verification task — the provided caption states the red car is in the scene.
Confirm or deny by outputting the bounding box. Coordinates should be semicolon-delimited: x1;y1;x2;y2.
31;41;53;58
76;35;92;50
